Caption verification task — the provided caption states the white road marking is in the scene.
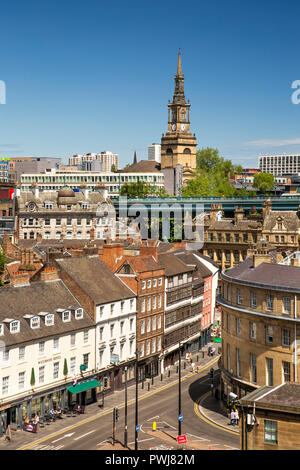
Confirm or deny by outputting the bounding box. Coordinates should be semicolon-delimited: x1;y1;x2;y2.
147;415;159;421
52;432;75;443
73;429;96;440
96;439;111;446
128;438;154;445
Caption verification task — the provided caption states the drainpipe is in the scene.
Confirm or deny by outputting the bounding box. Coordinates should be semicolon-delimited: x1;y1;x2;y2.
295;295;297;382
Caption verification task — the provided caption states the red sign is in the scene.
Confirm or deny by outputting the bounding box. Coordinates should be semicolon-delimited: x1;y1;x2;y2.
176;435;187;444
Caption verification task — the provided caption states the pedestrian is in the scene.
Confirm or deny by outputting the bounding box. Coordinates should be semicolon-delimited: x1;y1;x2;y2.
208;346;211;356
211;347;216;356
235;409;239;426
230;409;236;425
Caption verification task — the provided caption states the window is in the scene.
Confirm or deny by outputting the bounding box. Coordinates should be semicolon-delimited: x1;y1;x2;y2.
19;346;25;361
39;341;45;355
146;341;150;355
266;357;273;386
157;316;161;329
236;317;241;335
142;280;146;290
53;362;59;379
53;337;59;353
39;366;45;384
31;316;40;329
147;319;151;333
250;353;257;383
56;218;61;226
63;310;71;322
110;304;114;315
141;299;145;313
99;327;104;341
266;325;273;344
153;279;157;288
84;330;89;344
45;218;50;226
75;308;83;319
158;278;162;286
227;314;231;332
147;280;151;288
152;316;156;331
147;298;151;311
282;328;291;347
152;339;156;353
18;372;25;390
110;324;114;338
266;294;274;311
283;361;291;382
45;314;54;326
130;318;134;331
140;343;144;357
10;320;20;333
3;349;9;364
250;291;257;309
70;333;76;347
158;295;162;308
100;306;104;317
153;296;156;309
70;357;76;374
282;297;291;314
237;288;242;305
157;337;161;351
227;343;231;372
140;320;145;335
250;322;256;340
236;348;241;377
67;216;72;226
2;376;9;395
227;285;231;301
83;353;89;368
264;420;277;444
121;301;124;313
130;299;134;310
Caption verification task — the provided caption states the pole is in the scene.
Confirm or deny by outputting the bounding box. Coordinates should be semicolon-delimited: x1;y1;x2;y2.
178;342;182;436
124;367;128;448
112;409;116;446
135;350;139;451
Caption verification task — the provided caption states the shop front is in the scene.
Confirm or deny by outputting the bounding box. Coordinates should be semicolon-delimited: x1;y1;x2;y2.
67;377;101;408
138;355;160;381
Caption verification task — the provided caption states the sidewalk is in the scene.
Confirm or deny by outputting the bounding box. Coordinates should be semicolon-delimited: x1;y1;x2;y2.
0;345;224;450
198;391;239;434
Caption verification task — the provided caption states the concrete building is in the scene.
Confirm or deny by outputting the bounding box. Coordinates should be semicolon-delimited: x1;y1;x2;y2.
69;152;118;172
258;154;300;176
9;157;62;183
148;144;161;163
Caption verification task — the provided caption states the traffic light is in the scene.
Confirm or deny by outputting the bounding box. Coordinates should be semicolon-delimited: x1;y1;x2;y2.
113;407;119;422
103;377;108;389
210;368;214;379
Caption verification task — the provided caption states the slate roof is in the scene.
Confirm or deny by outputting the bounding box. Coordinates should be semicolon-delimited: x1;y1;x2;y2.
56;256;135;304
158;252;194;277
121;160;162;173
240;383;300;410
0;279;93;346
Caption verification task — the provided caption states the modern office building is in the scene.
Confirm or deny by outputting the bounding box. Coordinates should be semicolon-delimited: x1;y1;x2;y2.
258;154;300;176
148;144;161;163
69;152;118;172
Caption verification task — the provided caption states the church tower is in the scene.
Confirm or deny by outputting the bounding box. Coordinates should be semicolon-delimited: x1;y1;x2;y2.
161;50;197;183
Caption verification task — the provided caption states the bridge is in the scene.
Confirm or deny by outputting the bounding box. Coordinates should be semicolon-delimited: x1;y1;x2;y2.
113;195;300;217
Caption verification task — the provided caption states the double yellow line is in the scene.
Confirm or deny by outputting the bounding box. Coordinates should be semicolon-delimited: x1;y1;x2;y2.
19;357;220;450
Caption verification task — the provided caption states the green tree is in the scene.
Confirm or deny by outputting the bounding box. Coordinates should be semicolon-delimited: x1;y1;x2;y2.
30;368;36;387
63;358;68;376
253;173;274;194
111;164;117;173
120;181;169;199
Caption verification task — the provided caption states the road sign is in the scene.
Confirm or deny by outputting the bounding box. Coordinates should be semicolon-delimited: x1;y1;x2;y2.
136;425;140;432
178;414;183;421
176;435;187;445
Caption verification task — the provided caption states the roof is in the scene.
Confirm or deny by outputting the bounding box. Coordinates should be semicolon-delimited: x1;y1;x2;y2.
263;210;300;231
122;256;163;274
158;252;194;276
223;258;300;290
56;256;135;304
240;383;300;411
0;279;93;346
121;160;162;173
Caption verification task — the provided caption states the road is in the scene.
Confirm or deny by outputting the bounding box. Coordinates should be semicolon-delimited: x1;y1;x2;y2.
19;362;239;451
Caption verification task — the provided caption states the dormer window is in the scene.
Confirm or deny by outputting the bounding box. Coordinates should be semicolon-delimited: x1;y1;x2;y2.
45;314;54;326
82;203;89;209
10;320;20;333
31;316;40;329
44;202;54;209
63;310;71;322
75;308;83;319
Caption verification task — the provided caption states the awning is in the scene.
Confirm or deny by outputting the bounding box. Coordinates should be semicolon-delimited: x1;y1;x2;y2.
67;378;101;394
213;337;222;343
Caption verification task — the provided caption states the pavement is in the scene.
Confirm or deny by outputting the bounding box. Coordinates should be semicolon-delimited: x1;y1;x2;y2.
0;344;239;450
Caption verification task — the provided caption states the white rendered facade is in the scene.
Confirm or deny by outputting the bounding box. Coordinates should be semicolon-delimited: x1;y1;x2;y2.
148;143;161;163
69;152;119;172
258;154;300;176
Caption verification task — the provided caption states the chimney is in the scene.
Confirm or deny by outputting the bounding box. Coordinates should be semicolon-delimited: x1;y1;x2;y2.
262;199;272;219
210;204;222;222
234;207;244;223
10;271;30;287
40;267;59;281
99;243;124;269
140;241;158;262
252;242;272;267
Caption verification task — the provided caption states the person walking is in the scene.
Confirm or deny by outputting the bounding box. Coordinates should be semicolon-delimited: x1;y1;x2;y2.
230;409;236;425
235;409;239;426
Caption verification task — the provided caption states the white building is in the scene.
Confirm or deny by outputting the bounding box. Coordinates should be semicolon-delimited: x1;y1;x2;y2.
69;152;119;173
258;154;300;176
148;143;161;163
0;268;96;432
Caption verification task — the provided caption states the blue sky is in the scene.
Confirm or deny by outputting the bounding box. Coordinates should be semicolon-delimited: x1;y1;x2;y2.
1;0;300;168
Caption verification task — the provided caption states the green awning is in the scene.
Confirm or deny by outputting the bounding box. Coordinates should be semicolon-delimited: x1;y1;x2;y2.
67;378;101;394
213;337;222;343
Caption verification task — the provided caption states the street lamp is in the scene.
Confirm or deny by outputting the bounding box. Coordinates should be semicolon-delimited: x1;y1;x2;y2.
124;366;128;448
135;349;140;451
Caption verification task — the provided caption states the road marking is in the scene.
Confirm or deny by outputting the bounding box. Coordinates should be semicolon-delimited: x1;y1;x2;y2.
19;357;220;450
186;433;210;442
128;438;154;445
147;415;159;421
96;439;111;446
194;391;239;436
52;432;75;443
74;430;96;441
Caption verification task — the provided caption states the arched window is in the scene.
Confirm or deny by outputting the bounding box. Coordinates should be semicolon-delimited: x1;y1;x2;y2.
181;109;186;121
66;231;72;239
29;231;35;239
86;231;90;239
77;231;82;239
166;148;173;155
183;148;191;154
45;231;50;239
56;231;61;240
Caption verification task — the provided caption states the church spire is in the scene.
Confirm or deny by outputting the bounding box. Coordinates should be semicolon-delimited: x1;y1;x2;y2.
133;150;137;165
177;48;182;77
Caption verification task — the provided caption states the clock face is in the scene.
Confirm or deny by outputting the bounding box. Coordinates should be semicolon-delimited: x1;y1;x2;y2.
172;124;176;131
181;124;186;131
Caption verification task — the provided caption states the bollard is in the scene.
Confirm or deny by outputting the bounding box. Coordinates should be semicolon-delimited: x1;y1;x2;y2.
202;351;204;358
168;369;171;377
196;355;199;362
161;373;163;381
142;379;144;389
148;382;150;391
183;361;186;370
151;376;154;385
176;365;178;373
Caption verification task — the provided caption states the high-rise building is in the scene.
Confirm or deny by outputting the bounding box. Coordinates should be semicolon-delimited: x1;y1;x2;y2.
161;50;197;185
148;143;161;163
258;154;300;176
69;152;118;172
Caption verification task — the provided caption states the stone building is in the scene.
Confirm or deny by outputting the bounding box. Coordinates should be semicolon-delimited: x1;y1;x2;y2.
261;198;300;250
16;186;112;241
218;241;300;404
239;382;300;450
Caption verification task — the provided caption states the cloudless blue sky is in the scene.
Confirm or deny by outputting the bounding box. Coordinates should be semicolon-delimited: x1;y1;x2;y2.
1;0;300;168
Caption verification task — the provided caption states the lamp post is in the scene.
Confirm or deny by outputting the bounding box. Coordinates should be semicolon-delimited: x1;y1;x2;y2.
124;366;128;448
135;350;139;451
178;341;182;437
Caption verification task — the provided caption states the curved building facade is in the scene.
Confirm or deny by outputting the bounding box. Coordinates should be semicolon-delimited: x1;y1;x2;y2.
218;242;300;402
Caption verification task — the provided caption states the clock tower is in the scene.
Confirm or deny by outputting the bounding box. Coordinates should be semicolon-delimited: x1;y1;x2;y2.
161;50;197;184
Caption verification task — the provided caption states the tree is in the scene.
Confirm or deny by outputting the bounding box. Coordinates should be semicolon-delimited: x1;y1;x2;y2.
111;164;117;173
120;181;169;199
30;368;36;387
253;173;274;194
63;358;68;376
